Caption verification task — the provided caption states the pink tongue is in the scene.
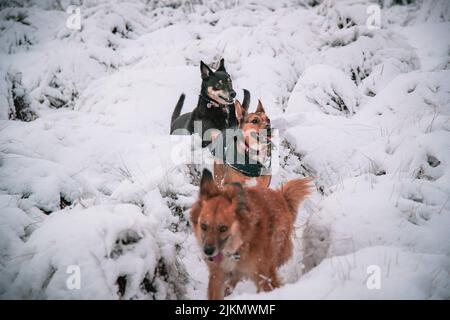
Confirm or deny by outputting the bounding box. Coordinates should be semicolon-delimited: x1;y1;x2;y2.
212;253;223;263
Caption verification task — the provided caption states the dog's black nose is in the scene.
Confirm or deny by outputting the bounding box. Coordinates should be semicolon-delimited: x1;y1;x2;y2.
204;245;215;256
230;91;236;99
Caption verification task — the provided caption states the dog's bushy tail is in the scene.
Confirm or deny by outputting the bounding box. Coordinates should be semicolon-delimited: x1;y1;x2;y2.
171;93;185;124
280;178;312;218
242;89;250;111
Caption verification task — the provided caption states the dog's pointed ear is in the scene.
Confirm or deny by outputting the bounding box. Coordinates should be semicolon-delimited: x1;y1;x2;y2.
217;58;226;72
200;61;212;80
200;168;219;198
234;100;246;123
256;99;265;113
224;183;247;216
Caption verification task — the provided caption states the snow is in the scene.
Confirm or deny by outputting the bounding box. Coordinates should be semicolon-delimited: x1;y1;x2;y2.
235;246;450;299
287;64;362;116
0;0;449;300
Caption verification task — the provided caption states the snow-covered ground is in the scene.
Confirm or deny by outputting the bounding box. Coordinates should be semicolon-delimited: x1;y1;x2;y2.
0;0;449;299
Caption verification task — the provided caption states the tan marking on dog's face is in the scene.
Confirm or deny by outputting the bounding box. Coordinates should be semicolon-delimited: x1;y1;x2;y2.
207;87;232;105
241;112;271;147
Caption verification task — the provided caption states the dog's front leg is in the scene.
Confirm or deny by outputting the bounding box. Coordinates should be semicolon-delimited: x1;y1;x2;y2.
224;273;242;297
208;267;226;300
253;268;280;293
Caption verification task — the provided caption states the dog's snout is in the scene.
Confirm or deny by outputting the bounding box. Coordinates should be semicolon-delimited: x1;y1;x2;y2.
204;245;216;256
230;91;236;99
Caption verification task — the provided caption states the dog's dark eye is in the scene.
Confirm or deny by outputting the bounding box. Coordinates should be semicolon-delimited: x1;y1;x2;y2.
251;118;259;124
219;225;228;233
201;223;208;231
214;84;221;90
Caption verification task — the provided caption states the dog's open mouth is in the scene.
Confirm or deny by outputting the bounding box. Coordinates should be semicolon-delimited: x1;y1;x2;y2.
219;95;234;104
250;131;272;145
208;252;223;263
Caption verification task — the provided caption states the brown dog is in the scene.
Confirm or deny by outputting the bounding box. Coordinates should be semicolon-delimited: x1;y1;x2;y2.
213;100;272;188
190;169;311;300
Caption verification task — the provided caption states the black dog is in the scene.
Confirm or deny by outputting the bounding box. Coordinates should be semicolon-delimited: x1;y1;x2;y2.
170;59;249;147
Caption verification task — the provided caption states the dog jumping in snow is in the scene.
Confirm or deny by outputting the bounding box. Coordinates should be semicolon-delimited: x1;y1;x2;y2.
213;99;273;188
170;59;250;147
190;169;311;300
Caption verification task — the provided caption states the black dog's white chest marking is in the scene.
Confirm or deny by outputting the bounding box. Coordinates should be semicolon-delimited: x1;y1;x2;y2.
223;107;229;127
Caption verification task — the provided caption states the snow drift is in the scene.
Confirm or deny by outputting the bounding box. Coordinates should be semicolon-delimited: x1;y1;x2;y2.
0;0;449;299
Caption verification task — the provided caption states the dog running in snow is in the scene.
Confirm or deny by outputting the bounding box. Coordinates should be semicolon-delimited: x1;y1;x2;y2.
190;169;311;300
170;59;250;147
213;99;272;188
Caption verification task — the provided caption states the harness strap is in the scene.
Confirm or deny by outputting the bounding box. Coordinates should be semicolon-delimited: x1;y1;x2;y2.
227;134;271;177
227;162;265;177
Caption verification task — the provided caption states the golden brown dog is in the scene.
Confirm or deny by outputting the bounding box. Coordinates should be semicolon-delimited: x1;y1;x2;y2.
213;100;272;188
190;169;311;300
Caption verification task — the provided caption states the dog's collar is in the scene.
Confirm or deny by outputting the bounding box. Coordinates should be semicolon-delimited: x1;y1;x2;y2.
228;251;240;261
207;101;220;109
208;251;240;264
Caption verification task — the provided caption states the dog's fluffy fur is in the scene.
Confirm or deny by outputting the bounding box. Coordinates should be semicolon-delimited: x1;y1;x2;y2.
191;169;311;299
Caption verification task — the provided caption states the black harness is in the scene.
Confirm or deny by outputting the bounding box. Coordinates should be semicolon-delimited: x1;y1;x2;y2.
210;128;272;178
226;159;265;177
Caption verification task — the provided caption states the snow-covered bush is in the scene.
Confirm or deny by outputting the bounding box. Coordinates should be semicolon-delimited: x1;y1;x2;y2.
0;194;35;294
284;68;450;284
317;30;419;89
287;64;361;116
0;9;34;54
311;0;420;93
0;154;82;213
0;0;448;300
3;204;187;299
0;70;37;121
